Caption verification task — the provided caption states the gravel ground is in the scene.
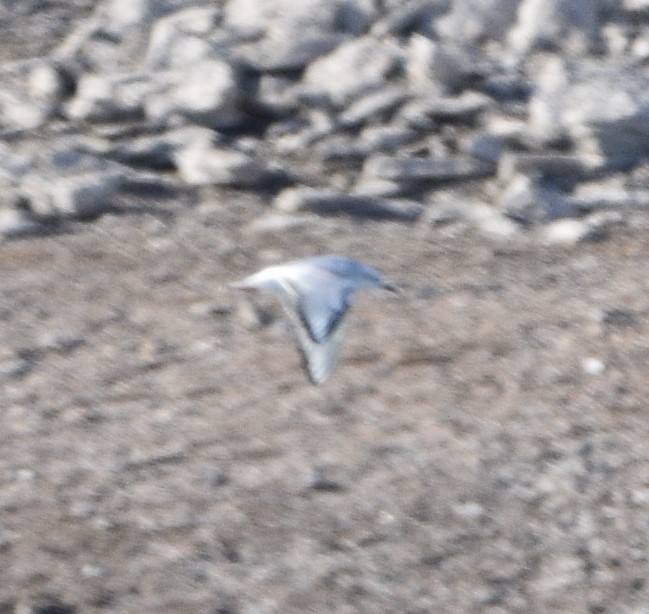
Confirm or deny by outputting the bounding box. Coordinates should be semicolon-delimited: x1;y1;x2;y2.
3;194;649;612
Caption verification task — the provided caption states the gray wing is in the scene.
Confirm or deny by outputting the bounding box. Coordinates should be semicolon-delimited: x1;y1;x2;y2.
276;269;353;383
291;269;353;343
292;316;346;384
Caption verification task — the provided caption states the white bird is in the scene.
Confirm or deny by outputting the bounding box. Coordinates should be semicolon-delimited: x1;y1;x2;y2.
230;255;398;384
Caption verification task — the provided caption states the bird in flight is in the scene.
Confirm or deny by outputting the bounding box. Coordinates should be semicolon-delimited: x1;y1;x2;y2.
230;255;398;384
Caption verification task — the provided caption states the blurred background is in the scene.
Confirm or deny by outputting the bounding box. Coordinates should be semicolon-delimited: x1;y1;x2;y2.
2;0;649;611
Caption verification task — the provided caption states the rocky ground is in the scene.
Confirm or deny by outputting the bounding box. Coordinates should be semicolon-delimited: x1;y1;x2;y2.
3;0;649;612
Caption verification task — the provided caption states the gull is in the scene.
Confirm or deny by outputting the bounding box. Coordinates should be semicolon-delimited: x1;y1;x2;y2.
230;255;398;384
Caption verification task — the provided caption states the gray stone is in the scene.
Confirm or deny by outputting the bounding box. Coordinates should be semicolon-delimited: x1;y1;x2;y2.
371;0;444;37
66;71;160;122
0;91;54;130
56;0;196;73
508;0;602;55
338;88;410;128
21;150;127;219
359;125;420;153
398;91;491;125
499;174;574;224
541;219;596;245
144;59;243;129
303;37;401;106
436;0;522;43
233;33;347;73
363;154;495;185
540;213;624;245
0;208;43;239
529;58;649;167
224;0;374;38
104;126;221;169
406;35;489;92
497;152;604;186
426;198;520;238
173;140;267;187
274;187;423;221
0;59;66;130
96;0;193;34
0;143;32;185
567;187;649;214
144;6;223;70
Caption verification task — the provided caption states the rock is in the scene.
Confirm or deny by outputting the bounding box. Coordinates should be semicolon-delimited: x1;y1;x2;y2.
363;154;495;186
541;219;598;245
406;35;488;92
144;6;223;70
436;0;522;43
21;149;128;219
97;0;188;34
274;187;423;221
541;211;623;244
398;91;491;125
316;124;419;162
0;143;32;185
499;174;574;224
359;125;419;153
104;126;220;170
508;0;602;55
567;188;649;214
233;33;347;73
173;140;268;187
425;198;520;238
371;0;445;37
529;58;649;167
144;59;243;129
497;152;604;188
66;71;159;122
338;88;410;129
224;0;374;38
0;208;43;239
0;58;68;130
302;37;401;106
0;87;49;132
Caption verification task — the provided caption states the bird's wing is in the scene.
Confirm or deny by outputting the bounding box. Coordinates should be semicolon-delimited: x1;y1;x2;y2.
292;315;346;384
274;269;352;384
292;269;353;343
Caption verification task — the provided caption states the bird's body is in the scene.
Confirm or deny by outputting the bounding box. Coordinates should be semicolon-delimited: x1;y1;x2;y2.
231;255;397;384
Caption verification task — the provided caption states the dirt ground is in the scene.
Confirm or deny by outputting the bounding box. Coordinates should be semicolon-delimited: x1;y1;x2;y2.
2;188;649;613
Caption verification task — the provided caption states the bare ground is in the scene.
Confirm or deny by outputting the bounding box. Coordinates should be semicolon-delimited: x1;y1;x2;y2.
2;190;649;612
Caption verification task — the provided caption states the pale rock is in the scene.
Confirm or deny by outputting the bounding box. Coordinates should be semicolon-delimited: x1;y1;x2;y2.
67;71;160;122
145;59;243;129
274;186;423;221
436;0;522;43
303;37;401;106
508;0;602;55
529;58;649;167
144;6;222;69
0;208;43;239
21;150;127;219
499;174;574;223
174;140;266;187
